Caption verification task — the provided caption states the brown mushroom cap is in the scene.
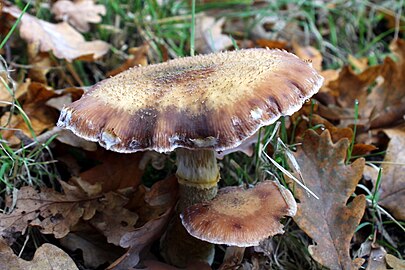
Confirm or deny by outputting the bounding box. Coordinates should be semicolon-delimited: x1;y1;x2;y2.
57;49;323;153
180;181;297;246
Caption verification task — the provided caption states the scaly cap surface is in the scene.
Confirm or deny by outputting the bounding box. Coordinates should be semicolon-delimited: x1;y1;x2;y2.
58;49;323;153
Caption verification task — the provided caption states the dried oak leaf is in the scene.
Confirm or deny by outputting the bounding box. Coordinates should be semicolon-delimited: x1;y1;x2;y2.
3;5;109;61
107;177;178;269
89;192;139;246
0;239;78;270
291;130;366;270
378;127;405;220
0;180;113;241
52;0;106;32
326;39;405;128
367;39;405;128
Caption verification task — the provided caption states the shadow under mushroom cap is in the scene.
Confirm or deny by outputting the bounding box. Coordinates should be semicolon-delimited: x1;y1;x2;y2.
57;49;323;153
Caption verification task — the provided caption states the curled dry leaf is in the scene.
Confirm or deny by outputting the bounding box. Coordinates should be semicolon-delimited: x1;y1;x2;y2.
291;130;366;270
0;239;78;270
378;127;405;220
3;5;109;62
52;0;106;32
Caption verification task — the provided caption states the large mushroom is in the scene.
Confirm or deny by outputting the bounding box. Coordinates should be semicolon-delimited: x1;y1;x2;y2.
57;49;323;266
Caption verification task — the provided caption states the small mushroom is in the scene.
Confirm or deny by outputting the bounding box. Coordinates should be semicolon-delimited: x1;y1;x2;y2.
181;180;297;247
57;48;323;267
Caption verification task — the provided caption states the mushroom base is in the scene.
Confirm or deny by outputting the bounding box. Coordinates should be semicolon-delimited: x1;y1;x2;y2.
161;216;214;267
161;148;219;267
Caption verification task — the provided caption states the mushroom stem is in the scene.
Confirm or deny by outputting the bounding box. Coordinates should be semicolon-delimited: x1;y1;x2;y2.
175;148;219;210
161;148;219;267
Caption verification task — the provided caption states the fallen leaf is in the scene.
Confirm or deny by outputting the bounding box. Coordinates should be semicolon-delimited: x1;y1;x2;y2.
386;254;405;269
291;130;366;270
293;42;323;71
52;0;106;32
254;39;287;50
107;45;149;77
378;127;405;220
0;239;78;270
0;62;27;106
0;180;117;242
107;207;173;270
89;192;139;246
56;128;97;151
0;83;61;144
348;54;369;72
79;151;144;193
27;43;53;84
368;39;405;128
366;246;386;270
60;225;123;269
107;176;178;269
3;5;109;62
195;15;233;53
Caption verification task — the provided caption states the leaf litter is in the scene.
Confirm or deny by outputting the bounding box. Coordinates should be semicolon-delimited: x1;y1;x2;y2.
0;1;404;269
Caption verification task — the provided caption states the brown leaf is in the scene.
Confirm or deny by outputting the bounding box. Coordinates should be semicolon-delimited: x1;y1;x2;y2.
366;246;387;270
366;39;405;128
0;63;28;107
386;254;405;269
0;240;78;270
3;5;109;62
89;192;139;246
79;151;144;193
348;54;369;72
195;15;233;53
0;181;104;241
107;207;173;269
291;130;366;270
0;82;61;144
254;39;288;50
55;128;97;151
27;43;53;84
107;177;178;269
60;229;123;268
52;0;106;32
378;127;405;220
292;42;323;71
107;44;149;77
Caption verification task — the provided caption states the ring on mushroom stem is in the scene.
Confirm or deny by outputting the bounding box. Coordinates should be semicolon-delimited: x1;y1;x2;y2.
57;48;323;267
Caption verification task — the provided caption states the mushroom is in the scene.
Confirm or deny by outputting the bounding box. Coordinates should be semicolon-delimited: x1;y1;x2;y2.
181;180;297;246
57;48;323;267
